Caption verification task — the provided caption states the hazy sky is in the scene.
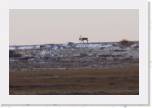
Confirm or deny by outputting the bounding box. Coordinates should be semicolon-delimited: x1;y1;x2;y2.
10;9;138;45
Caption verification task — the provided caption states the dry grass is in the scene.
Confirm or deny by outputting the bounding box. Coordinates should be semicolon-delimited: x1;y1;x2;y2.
9;64;139;95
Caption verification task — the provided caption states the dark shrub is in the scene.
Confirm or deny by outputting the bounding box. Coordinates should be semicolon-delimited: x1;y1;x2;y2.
67;42;76;48
120;39;133;47
9;50;22;58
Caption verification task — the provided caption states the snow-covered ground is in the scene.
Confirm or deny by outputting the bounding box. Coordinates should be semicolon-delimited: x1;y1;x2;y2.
9;43;116;50
9;41;139;69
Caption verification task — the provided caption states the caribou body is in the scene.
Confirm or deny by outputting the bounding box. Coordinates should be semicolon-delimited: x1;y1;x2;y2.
79;35;88;43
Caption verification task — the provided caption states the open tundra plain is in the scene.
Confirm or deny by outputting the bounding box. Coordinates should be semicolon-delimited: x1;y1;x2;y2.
9;41;139;95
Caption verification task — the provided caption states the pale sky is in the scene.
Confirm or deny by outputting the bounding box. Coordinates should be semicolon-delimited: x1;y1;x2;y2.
9;9;138;45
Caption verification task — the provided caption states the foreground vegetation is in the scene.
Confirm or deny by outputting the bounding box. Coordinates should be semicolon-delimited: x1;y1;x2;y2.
9;64;139;95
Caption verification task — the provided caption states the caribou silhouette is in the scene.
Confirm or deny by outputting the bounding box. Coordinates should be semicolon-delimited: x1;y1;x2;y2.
79;35;88;43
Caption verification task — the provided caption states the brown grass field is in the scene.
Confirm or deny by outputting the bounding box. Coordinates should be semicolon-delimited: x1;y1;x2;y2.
9;64;139;95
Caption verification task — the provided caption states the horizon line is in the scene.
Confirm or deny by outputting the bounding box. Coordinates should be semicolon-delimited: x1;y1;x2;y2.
9;40;139;46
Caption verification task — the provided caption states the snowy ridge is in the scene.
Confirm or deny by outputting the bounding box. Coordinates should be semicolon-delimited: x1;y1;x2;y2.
9;41;139;69
10;42;134;50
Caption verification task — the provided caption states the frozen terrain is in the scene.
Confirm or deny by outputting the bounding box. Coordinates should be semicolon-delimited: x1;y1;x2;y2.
9;41;139;70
